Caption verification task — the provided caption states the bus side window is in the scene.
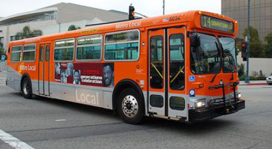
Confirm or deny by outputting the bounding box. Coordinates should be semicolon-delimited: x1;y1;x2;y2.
40;46;44;61
104;30;139;61
169;34;185;90
11;46;22;62
54;39;75;61
23;44;36;62
45;46;50;61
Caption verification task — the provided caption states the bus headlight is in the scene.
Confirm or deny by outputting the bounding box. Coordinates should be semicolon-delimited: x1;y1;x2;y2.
237;93;242;99
195;99;206;108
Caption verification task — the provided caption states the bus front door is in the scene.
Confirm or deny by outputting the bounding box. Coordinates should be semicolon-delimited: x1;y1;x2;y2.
148;27;187;120
38;44;50;96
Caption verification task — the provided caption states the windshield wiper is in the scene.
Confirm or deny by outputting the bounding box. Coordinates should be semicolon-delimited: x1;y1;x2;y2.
210;73;218;83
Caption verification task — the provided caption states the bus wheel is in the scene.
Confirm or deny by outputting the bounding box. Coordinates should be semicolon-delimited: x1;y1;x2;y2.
22;78;32;99
117;88;144;124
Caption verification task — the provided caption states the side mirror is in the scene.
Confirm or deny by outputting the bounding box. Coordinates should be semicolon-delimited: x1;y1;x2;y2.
190;34;200;49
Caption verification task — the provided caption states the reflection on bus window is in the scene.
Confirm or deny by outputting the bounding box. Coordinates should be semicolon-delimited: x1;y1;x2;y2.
170;34;185;90
77;35;102;61
23;44;36;61
219;37;237;73
54;39;75;61
191;33;221;74
11;46;22;62
105;30;139;61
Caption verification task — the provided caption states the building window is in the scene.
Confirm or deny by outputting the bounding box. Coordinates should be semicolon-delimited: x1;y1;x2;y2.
104;30;140;61
54;39;75;61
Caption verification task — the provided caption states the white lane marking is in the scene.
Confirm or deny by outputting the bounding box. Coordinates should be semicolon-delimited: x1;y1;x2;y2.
55;119;67;122
0;129;35;149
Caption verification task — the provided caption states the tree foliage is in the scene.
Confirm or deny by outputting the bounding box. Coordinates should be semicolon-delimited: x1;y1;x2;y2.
243;26;265;58
0;42;5;55
68;25;81;31
15;26;43;40
264;32;272;58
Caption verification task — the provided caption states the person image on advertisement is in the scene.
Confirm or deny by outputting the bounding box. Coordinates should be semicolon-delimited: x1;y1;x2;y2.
73;70;81;85
103;64;114;87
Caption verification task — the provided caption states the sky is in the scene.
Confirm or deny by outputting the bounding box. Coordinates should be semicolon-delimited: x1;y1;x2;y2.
0;0;221;18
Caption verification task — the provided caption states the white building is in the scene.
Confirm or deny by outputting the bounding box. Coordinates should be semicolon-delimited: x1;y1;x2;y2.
0;3;128;51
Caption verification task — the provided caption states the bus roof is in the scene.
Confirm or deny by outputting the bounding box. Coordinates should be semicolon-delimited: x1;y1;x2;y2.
9;10;238;46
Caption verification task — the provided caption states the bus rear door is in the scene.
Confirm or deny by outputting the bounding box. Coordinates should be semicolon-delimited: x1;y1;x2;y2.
148;26;187;120
38;43;50;96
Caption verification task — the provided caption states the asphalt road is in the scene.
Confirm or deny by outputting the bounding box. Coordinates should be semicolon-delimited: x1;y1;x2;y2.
0;72;272;149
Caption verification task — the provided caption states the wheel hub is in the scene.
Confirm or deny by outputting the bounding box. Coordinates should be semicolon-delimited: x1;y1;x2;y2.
122;95;138;118
23;81;29;95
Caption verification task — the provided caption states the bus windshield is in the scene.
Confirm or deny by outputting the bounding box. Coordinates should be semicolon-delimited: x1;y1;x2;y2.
191;33;221;74
219;37;237;73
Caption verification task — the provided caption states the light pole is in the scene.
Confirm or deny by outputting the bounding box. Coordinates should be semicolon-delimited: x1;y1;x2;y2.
245;0;251;83
163;0;165;15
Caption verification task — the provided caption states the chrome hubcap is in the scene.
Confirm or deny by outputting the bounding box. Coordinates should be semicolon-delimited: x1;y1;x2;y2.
23;82;29;95
122;95;138;118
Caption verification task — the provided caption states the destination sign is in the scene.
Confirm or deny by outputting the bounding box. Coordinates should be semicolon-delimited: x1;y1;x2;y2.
201;15;234;33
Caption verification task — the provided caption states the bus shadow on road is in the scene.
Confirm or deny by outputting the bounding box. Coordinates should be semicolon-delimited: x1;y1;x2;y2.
33;95;115;118
9;93;236;134
143;118;235;135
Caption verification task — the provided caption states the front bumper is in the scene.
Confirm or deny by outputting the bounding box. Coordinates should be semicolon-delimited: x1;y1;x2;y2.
189;99;245;122
267;80;272;84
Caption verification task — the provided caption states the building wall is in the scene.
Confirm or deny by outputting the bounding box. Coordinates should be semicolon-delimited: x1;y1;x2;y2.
237;53;272;76
42;20;100;35
0;20;58;51
222;0;272;41
57;3;128;23
0;3;129;52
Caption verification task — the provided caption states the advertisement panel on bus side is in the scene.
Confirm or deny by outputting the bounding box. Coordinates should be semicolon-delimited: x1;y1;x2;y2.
55;62;114;88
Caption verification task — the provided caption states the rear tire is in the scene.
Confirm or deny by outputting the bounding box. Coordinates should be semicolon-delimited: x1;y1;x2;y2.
21;78;32;99
117;88;144;124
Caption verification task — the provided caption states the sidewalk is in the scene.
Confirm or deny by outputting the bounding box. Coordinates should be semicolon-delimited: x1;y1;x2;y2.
239;80;268;86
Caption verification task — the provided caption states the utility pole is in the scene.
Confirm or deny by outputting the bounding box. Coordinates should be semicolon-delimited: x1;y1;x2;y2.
245;0;251;83
163;0;165;15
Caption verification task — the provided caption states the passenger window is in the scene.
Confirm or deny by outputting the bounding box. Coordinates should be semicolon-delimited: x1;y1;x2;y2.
104;30;139;61
169;34;185;90
150;36;164;89
11;46;22;62
23;44;36;61
39;46;44;61
54;39;74;61
77;35;102;60
45;46;50;61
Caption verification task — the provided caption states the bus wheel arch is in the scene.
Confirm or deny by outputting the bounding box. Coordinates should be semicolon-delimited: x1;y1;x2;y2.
20;73;33;99
112;79;145;118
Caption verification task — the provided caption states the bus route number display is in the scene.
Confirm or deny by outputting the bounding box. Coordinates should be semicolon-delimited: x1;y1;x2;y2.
201;15;234;33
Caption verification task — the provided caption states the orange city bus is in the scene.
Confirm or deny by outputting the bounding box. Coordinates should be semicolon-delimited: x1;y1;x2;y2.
6;10;245;124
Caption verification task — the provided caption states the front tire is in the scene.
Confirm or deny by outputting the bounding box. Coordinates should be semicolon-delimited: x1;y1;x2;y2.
117;88;144;124
22;78;32;99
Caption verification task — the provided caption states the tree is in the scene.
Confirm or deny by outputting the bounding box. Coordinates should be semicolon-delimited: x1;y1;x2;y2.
0;42;5;55
68;25;81;31
15;26;43;40
264;32;272;58
0;48;5;55
243;26;265;58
